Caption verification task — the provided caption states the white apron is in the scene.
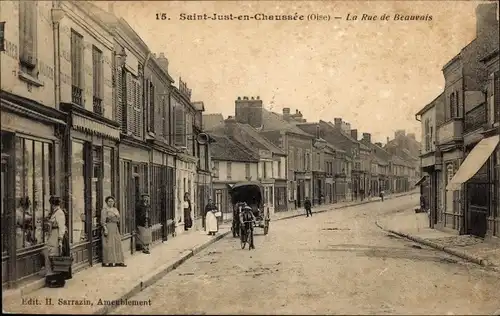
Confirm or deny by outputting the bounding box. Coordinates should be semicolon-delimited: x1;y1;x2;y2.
205;211;218;233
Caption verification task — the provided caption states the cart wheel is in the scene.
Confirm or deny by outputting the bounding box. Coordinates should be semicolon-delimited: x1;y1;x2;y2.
264;221;270;235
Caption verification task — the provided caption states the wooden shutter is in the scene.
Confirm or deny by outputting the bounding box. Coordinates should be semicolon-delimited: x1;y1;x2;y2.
125;72;134;134
494;71;500;122
162;97;168;139
118;68;126;133
174;104;186;146
133;79;141;137
19;2;36;67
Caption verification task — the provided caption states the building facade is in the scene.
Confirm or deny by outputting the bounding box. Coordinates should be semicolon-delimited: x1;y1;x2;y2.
416;94;441;228
171;80;200;234
210;134;259;221
1;0;67;286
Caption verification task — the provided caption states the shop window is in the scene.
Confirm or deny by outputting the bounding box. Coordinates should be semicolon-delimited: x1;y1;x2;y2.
72;141;86;244
91;146;103;238
15;137;53;249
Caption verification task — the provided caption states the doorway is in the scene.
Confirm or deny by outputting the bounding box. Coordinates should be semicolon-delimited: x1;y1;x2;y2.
466;162;489;238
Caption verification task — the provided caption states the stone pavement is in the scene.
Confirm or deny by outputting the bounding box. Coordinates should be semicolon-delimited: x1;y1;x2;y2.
2;224;231;315
272;190;419;221
376;209;500;273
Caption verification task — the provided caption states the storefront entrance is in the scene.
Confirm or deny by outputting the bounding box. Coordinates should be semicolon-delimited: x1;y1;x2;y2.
70;141;115;269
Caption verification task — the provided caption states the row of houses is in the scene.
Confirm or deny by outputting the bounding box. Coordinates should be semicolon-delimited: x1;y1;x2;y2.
203;98;421;220
415;2;499;239
0;1;215;287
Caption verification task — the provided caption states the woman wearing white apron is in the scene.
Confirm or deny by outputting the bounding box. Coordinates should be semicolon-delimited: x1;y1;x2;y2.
204;199;219;235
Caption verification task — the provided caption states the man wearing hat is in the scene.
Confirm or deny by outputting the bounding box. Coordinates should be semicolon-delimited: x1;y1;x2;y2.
136;194;152;254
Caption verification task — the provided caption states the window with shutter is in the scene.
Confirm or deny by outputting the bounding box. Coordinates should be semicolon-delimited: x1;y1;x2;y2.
71;30;84;106
149;82;155;133
117;66;125;132
19;2;37;74
92;46;103;115
162;97;168;139
125;72;134;135
134;80;142;138
494;71;500;123
174;103;186;146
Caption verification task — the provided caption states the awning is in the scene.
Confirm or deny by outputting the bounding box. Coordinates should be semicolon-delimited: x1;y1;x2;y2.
446;135;500;191
414;176;427;187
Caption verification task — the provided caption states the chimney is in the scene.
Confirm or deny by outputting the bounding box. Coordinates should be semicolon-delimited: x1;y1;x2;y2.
362;133;371;144
475;3;499;41
387;137;390;144
315;125;320;138
283;108;291;121
334;118;342;129
224;116;237;137
351;129;358;140
235;95;263;128
156;52;169;73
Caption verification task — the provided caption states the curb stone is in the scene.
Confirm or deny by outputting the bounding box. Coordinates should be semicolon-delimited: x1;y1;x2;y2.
375;220;500;274
274;192;418;222
94;230;231;315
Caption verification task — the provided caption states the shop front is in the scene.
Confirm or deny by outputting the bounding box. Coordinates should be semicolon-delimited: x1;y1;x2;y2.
312;171;326;205
1;92;66;287
197;171;212;229
60;103;121;271
274;180;288;212
118;140;150;254
175;153;198;235
447;134;499;238
148;144;176;242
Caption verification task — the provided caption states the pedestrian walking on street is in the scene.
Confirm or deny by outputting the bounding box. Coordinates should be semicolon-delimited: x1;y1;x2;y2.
205;199;219;235
379;190;385;202
304;197;312;217
136;194;152;254
43;195;71;287
183;193;193;231
101;196;126;267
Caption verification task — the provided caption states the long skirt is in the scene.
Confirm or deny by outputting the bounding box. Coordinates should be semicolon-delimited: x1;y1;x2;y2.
137;226;152;247
184;208;192;229
205;212;218;233
102;222;125;264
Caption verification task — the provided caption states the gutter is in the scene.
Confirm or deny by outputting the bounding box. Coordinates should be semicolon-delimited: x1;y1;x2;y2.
52;1;63;110
415;114;421;122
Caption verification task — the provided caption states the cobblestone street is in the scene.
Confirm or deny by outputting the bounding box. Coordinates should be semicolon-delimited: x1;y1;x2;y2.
112;195;500;315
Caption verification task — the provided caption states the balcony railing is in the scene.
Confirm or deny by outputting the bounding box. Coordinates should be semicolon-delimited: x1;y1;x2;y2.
464;103;487;133
72;85;83;106
93;96;103;115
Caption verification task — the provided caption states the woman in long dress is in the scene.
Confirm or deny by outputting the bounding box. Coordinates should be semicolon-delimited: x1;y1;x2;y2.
43;195;71;287
205;198;218;236
183;193;193;231
101;196;126;267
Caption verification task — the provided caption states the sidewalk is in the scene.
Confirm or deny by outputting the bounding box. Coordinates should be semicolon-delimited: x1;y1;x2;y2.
376;209;500;273
272;190;419;221
2;224;231;315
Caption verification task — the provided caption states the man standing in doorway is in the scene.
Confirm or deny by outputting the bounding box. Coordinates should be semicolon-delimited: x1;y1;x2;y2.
136;194;152;254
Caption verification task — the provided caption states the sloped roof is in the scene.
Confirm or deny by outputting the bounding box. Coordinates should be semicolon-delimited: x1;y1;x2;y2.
203;113;224;130
294;123;345;153
320;120;370;151
261;109;314;137
208;121;286;155
237;124;286;155
210;135;258;162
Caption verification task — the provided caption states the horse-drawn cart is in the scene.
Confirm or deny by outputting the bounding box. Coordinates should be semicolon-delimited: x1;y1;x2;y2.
229;181;270;237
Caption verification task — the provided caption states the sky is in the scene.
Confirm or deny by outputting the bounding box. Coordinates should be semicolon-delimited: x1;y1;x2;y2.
96;0;486;143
